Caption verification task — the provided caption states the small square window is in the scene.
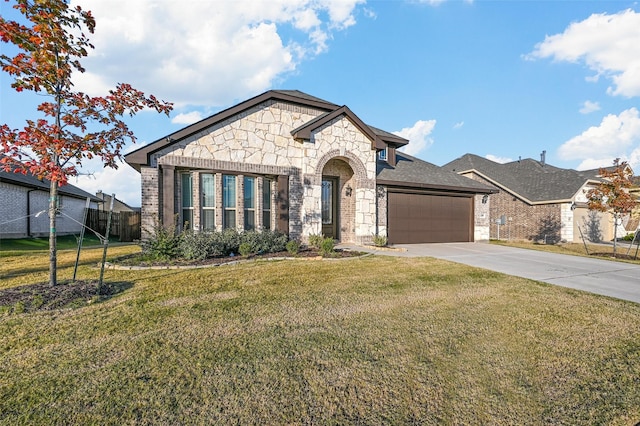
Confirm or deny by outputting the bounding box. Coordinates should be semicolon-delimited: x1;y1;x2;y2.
378;148;387;161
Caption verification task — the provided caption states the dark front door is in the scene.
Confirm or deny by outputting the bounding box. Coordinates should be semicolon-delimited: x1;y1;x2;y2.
321;177;338;239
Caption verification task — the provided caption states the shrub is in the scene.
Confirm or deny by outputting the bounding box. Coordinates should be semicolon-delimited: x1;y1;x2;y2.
319;237;335;257
238;243;252;257
220;228;242;256
179;230;225;261
286;240;300;255
142;216;181;261
308;233;324;249
372;234;387;247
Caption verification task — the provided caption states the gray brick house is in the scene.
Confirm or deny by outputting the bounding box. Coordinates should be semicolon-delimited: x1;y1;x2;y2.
444;153;620;243
0;169;100;239
125;90;494;245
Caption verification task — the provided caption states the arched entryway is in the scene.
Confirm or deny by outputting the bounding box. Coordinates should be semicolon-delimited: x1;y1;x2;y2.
321;158;355;242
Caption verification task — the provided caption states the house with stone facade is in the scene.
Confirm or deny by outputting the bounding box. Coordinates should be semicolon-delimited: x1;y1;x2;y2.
0;168;100;239
125;90;494;245
444;153;622;243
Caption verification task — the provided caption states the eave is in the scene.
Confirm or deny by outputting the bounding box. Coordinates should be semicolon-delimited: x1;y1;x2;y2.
124;90;339;171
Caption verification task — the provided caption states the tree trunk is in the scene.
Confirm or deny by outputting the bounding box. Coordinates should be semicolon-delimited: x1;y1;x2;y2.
49;179;58;286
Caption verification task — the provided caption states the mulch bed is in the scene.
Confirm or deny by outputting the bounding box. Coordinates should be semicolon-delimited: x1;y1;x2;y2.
113;247;366;268
0;280;132;314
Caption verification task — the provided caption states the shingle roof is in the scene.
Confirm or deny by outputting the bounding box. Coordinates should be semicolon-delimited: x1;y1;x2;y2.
443;153;601;202
377;152;495;193
0;169;100;201
270;90;338;106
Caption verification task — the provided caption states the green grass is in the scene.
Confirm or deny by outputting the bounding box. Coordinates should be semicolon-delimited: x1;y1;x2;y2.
0;234;122;252
1;247;640;424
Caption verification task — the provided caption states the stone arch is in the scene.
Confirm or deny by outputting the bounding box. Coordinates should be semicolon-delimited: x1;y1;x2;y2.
315;149;368;181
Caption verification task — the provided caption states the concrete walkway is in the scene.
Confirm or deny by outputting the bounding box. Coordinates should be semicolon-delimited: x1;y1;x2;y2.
343;242;640;304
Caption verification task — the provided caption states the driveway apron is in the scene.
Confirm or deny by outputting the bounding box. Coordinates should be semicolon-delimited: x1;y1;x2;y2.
371;242;640;304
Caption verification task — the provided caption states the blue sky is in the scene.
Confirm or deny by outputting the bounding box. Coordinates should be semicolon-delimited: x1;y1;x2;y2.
2;0;640;206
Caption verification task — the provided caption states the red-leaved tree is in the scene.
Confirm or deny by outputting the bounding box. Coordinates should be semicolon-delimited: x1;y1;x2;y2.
586;159;638;257
0;0;173;285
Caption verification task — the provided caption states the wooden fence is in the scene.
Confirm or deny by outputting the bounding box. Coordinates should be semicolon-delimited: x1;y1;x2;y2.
85;209;141;242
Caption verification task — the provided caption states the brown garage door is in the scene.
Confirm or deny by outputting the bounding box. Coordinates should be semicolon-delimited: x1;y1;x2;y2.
388;192;473;244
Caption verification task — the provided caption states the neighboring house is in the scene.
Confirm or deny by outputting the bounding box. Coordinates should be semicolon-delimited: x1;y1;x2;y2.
0;169;100;239
94;191;138;213
444;153;622;243
125;90;495;245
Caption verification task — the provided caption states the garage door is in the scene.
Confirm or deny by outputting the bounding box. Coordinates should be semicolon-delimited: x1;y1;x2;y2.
388;192;473;244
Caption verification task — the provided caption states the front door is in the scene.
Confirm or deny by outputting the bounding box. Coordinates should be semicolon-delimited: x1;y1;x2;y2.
321;177;338;239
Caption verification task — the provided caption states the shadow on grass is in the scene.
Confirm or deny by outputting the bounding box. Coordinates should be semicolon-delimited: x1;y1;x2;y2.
0;280;134;314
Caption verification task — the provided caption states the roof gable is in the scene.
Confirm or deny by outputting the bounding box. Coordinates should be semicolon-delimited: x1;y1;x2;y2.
444;153;602;203
125;90;338;170
291;105;398;150
125;90;409;170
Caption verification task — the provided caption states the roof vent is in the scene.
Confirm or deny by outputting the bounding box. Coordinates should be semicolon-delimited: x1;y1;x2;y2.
540;150;546;166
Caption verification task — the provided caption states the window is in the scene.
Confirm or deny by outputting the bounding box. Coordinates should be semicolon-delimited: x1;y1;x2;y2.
378;148;387;161
201;173;215;230
321;179;333;225
181;173;193;230
223;175;236;229
262;178;272;230
244;177;256;231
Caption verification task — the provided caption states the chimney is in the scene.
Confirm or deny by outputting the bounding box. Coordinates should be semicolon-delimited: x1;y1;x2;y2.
540;150;546;166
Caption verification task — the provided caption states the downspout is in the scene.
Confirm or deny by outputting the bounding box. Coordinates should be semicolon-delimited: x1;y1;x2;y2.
27;189;36;237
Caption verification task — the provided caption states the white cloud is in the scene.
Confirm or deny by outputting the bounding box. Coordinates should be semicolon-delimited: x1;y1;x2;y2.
559;107;640;170
73;159;142;207
528;9;640;97
485;154;512;164
579;100;601;114
453;121;464;129
171;111;204;125
394;119;437;156
70;0;365;107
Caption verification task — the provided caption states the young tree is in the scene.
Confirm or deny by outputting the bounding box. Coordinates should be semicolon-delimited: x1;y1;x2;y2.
586;159;638;256
0;0;173;285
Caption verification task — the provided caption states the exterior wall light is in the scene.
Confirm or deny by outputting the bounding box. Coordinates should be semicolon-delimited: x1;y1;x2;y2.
482;194;489;204
345;184;353;197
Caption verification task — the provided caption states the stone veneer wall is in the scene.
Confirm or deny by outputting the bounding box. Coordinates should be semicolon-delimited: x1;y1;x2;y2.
473;193;490;241
301;117;377;244
462;172;563;242
146;100;377;244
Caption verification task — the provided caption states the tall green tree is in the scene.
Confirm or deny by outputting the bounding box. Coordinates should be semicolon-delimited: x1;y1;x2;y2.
586;159;638;256
0;0;173;285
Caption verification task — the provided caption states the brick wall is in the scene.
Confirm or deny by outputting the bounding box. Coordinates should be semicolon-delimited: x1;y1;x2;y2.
462;172;563;242
0;181;94;238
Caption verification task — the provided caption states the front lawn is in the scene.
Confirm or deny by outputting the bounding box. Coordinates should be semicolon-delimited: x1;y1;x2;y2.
1;247;639;424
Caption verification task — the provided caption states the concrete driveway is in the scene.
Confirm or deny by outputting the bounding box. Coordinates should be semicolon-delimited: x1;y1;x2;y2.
373;242;640;304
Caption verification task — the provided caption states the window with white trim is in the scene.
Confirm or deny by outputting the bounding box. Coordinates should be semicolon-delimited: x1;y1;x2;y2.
223;174;236;229
201;173;215;230
244;176;256;231
181;173;193;230
262;178;272;230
